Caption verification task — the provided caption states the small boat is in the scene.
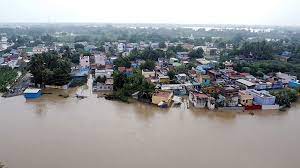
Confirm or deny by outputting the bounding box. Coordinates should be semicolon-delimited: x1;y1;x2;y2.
158;101;168;108
172;96;182;105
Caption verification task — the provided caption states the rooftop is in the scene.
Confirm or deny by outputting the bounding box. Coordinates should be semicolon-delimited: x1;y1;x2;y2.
24;88;41;94
236;79;255;87
153;91;172;98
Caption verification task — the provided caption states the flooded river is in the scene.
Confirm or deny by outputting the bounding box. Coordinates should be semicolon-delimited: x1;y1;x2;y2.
0;87;300;168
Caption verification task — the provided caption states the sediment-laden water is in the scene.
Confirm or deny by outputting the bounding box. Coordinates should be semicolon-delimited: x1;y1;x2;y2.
0;87;299;168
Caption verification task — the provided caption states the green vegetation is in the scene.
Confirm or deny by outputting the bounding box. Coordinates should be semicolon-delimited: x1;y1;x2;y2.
270;89;298;107
235;60;300;78
29;52;72;87
159;42;166;49
114;57;131;68
235;41;273;60
128;47;165;61
59;46;81;64
0;67;18;92
188;48;204;59
110;70;155;102
140;60;156;71
167;70;176;81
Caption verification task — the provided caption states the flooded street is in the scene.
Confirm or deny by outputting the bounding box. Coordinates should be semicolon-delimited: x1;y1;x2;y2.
0;88;300;168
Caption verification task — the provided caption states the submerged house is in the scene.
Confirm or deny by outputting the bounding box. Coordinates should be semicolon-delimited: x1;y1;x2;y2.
238;90;253;106
246;89;276;105
161;84;186;96
220;85;239;107
23;88;42;99
189;92;208;108
93;78;114;92
152;91;173;106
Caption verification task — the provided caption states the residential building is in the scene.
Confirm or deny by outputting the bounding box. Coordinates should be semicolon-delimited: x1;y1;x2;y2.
95;69;113;78
161;84;186;96
142;69;156;78
94;54;106;66
189;92;208;108
276;72;296;84
33;46;48;54
221;85;240;107
176;73;187;82
0;35;8;50
117;43;125;52
239;90;253;106
152;91;173;105
236;79;256;89
93;78;114;92
80;55;90;68
246;89;276;105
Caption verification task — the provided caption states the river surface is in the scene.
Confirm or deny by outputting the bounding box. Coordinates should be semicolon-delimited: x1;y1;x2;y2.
0;86;300;168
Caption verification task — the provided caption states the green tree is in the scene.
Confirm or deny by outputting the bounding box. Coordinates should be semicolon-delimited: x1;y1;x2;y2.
241;67;251;73
140;60;156;71
271;89;298;107
188;48;204;59
159;42;166;49
114;57;131;68
167;70;176;81
111;70;155;102
0;67;17;92
74;43;85;50
29;52;71;87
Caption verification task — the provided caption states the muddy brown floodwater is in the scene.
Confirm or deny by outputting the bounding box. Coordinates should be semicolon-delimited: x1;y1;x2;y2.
0;87;300;168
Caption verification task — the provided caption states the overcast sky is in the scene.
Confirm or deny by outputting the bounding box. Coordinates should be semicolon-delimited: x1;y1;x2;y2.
0;0;299;25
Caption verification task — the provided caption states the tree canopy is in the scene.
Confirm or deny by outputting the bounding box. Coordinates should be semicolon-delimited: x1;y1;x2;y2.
188;48;204;59
29;52;72;86
140;60;156;71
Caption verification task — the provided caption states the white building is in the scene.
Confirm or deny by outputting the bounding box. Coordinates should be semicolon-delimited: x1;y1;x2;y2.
33;46;48;54
142;69;156;78
151;43;159;49
117;43;125;52
94;54;106;66
95;69;114;78
0;36;8;50
80;55;90;68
